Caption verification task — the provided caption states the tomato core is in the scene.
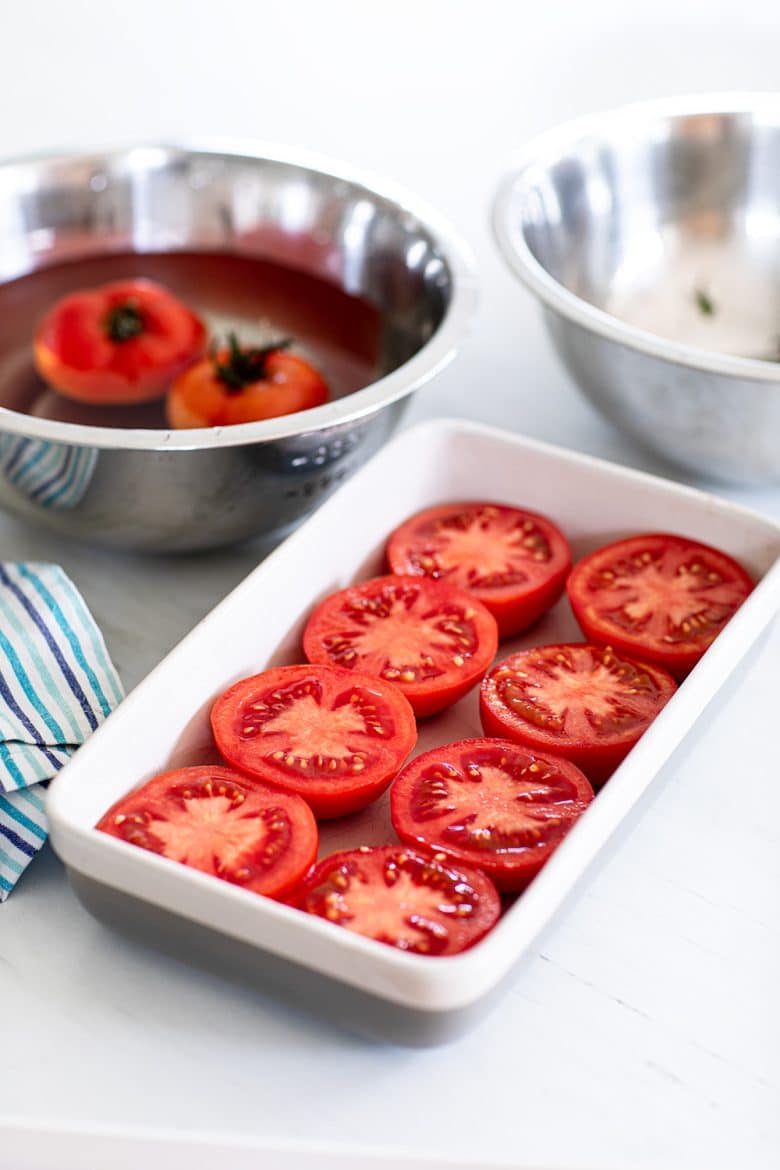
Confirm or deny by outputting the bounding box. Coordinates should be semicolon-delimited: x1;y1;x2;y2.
104;301;145;342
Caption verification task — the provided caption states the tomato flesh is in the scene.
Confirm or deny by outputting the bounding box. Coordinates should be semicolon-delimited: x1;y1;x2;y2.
34;279;207;404
289;844;501;955
480;643;677;784
96;766;318;899
567;533;753;679
387;501;571;638
166;346;329;428
303;575;499;717
391;738;594;891
211;664;416;818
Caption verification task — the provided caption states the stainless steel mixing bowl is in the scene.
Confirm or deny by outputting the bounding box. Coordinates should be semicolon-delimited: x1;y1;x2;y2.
0;144;476;550
493;95;780;484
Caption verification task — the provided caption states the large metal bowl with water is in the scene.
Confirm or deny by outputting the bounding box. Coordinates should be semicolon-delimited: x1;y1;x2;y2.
0;144;476;550
493;95;780;484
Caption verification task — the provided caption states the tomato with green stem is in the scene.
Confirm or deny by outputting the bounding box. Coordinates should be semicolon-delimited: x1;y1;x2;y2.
34;279;207;404
166;333;329;428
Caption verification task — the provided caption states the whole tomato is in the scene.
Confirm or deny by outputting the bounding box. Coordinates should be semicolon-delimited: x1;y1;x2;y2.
166;334;329;428
34;278;207;404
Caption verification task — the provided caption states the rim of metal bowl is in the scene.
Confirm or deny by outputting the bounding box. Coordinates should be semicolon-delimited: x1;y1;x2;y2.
492;91;780;385
0;140;478;452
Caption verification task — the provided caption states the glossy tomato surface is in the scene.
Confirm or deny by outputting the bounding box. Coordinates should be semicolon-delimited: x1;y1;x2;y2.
303;575;499;717
95;765;317;899
387;501;571;637
289;844;501;956
211;664;416;819
391;737;594;891
34;279;206;404
480;643;677;784
166;335;328;428
567;533;753;679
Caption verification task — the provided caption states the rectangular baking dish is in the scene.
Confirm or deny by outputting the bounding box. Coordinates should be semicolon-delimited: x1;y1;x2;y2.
46;419;780;1044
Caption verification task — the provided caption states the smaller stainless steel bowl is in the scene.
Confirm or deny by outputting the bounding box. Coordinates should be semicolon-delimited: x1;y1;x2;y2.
493;95;780;484
0;144;476;550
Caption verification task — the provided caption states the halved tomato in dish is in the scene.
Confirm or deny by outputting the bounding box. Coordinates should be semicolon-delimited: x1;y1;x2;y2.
302;575;499;717
567;533;753;679
288;844;501;956
480;643;677;785
387;501;571;637
34;279;207;404
95;765;317;900
390;737;594;891
211;664;416;819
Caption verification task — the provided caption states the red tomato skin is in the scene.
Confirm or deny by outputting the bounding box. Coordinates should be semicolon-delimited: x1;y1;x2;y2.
166;349;329;428
210;664;417;819
387;502;572;638
95;765;318;900
391;737;594;891
567;533;754;680
479;644;678;786
288;844;501;956
302;575;499;718
34;279;207;404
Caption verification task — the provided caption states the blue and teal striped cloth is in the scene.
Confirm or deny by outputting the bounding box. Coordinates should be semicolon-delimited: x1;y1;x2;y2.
0;435;97;511
0;564;123;900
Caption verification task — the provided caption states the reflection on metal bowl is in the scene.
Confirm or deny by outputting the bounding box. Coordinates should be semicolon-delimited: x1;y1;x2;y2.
0;144;476;550
493;95;780;484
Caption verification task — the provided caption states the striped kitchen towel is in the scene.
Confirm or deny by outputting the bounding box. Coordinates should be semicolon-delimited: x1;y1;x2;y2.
0;563;123;900
0;435;97;510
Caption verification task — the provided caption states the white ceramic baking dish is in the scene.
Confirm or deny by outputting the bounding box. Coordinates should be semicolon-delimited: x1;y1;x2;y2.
46;419;780;1044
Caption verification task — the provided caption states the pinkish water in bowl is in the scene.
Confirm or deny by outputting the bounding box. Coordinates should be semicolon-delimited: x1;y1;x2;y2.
0;251;383;429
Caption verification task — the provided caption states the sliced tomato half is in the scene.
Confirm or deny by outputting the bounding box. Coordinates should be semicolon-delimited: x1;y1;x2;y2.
391;738;594;891
289;844;501;956
211;664;416;819
302;575;499;717
480;643;677;784
96;765;317;900
387;501;571;637
567;533;753;678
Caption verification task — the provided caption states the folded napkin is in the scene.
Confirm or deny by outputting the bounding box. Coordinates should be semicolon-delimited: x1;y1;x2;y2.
0;563;123;900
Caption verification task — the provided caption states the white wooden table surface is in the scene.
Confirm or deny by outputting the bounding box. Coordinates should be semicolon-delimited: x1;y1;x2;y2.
1;5;779;1168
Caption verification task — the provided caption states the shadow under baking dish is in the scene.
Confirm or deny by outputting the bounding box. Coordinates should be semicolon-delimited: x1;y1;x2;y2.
69;872;514;1046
